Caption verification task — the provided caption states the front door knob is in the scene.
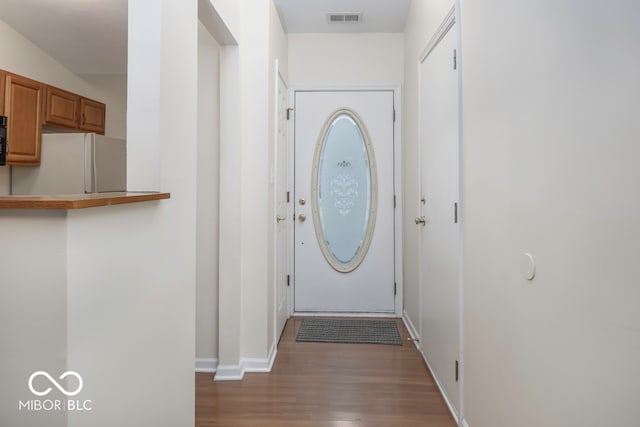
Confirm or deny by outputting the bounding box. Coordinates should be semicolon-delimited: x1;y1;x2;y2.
298;213;307;222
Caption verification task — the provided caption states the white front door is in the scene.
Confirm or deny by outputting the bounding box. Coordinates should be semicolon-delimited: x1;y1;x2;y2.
418;21;461;412
294;91;395;313
275;70;290;341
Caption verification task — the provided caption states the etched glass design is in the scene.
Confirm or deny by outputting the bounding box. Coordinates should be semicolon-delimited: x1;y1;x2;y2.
312;110;377;273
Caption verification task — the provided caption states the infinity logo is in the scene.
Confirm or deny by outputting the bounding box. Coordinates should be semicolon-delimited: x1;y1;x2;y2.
28;371;84;397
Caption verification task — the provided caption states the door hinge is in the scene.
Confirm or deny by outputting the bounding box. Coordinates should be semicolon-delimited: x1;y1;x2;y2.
286;108;293;120
454;202;458;224
453;49;457;70
287;274;290;287
394;282;397;296
455;360;459;382
394;195;397;209
393;109;396;122
287;191;290;203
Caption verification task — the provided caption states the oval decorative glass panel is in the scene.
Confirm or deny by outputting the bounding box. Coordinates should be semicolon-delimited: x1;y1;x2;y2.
311;109;378;273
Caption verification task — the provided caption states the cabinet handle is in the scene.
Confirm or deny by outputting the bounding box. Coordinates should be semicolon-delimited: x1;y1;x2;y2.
82;114;86;125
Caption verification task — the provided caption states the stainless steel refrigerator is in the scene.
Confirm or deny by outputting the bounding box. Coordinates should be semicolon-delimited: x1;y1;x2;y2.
11;133;126;195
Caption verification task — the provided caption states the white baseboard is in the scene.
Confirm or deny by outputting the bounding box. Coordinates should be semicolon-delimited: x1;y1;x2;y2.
402;310;420;347
213;341;278;381
265;341;277;371
242;341;277;372
214;364;244;381
195;358;218;373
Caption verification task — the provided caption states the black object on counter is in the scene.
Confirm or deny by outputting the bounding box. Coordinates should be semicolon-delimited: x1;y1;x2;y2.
0;115;7;166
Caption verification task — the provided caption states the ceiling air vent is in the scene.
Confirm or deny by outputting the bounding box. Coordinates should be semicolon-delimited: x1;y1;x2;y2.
327;13;362;24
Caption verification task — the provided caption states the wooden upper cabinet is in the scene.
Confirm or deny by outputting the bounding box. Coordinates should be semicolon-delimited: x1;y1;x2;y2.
44;86;79;128
44;87;106;134
4;73;43;166
79;98;106;134
0;70;107;166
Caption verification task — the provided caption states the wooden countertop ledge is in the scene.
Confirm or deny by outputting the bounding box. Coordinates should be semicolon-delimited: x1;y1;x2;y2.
0;192;170;210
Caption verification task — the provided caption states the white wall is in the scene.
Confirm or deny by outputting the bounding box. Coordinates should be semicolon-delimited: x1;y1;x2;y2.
216;0;288;378
238;0;288;361
288;33;403;86
208;0;240;41
460;1;640;426
216;43;243;372
0;211;68;427
66;0;198;426
196;21;221;362
235;0;271;364
0;18;128;194
79;74;127;140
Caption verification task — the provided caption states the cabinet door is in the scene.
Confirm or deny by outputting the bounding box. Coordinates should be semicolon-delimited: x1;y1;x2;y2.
44;86;79;128
4;73;43;165
79;98;106;134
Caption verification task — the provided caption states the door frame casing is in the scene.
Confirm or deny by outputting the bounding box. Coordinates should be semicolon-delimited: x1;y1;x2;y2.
289;85;403;317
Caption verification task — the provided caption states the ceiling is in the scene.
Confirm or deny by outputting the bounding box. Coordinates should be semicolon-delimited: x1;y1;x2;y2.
0;0;409;76
0;0;128;75
274;0;411;33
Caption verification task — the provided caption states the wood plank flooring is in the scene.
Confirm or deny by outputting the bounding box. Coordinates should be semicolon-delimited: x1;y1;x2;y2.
196;318;457;427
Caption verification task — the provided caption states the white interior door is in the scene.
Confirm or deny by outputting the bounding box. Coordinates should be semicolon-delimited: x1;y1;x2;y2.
418;23;461;412
294;91;395;313
275;70;290;341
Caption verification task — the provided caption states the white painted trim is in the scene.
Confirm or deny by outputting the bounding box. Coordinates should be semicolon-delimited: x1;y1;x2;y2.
402;310;420;345
195;358;218;373
241;358;270;372
266;340;277;371
214;364;244;381
392;84;404;318
287;85;296;317
292;84;400;93
294;311;397;318
455;1;466;424
214;342;278;381
291;84;404;317
273;58;280;350
419;6;456;64
242;341;278;373
416;52;424;352
462;419;470;427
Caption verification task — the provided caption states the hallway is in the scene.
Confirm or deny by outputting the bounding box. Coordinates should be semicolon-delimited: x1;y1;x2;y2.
196;318;456;426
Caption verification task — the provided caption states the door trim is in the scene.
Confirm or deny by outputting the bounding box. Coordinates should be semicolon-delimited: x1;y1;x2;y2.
290;85;403;317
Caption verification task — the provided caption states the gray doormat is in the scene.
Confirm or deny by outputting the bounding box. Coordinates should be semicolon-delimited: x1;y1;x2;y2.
296;318;402;346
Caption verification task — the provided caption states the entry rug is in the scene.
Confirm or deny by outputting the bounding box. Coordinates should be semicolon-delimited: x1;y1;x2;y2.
296;318;402;346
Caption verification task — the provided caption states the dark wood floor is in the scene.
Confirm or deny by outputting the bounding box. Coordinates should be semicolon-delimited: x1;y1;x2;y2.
196;318;457;427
